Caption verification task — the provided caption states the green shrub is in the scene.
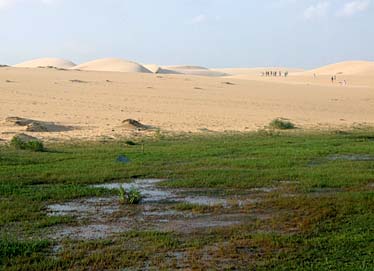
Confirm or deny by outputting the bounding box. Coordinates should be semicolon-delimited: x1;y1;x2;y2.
10;135;44;152
118;186;142;205
269;118;295;130
124;140;137;146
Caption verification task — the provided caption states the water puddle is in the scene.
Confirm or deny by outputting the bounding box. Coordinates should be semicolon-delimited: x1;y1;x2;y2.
54;224;125;240
91;179;243;206
47;179;276;240
309;154;374;166
327;154;374;161
182;196;227;206
92;179;173;203
48;197;119;222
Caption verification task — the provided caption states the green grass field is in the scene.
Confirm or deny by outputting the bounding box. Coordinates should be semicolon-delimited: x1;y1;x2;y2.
0;130;373;270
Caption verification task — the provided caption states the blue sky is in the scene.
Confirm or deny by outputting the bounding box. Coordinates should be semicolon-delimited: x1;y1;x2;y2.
0;0;373;68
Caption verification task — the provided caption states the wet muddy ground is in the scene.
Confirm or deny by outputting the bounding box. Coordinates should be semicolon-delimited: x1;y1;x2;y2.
46;178;347;241
47;179;279;240
308;154;374;166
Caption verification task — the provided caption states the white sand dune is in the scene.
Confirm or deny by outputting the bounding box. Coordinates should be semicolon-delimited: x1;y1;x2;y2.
14;58;76;69
168;65;209;70
164;65;227;77
157;68;182;75
143;64;161;73
73;58;152;73
305;61;374;76
143;64;181;75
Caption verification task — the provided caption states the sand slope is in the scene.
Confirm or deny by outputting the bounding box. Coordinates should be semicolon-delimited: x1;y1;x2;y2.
14;58;76;69
1;64;374;142
143;64;161;73
164;65;227;77
143;64;181;75
306;61;374;75
73;58;152;73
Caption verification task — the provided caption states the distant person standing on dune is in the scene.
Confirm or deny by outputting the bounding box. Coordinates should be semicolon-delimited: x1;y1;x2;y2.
331;76;334;83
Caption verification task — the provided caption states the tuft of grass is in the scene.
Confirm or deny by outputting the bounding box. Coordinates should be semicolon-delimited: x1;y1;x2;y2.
0;238;50;259
269;118;295;130
10;136;44;152
174;202;215;213
118;186;142;204
118;186;126;204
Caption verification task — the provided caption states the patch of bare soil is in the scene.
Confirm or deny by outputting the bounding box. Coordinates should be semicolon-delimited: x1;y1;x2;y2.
5;116;74;132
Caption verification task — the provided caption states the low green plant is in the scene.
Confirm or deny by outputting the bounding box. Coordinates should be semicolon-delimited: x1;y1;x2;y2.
10;136;44;152
0;238;50;258
127;187;142;204
269;118;295;130
119;186;126;204
118;186;142;204
174;202;213;213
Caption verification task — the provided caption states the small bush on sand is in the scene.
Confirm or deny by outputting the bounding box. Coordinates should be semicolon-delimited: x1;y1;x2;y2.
119;186;142;204
10;134;44;152
124;140;137;146
269;118;295;130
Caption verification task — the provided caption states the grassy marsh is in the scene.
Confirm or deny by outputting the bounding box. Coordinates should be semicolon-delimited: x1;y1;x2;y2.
0;130;373;270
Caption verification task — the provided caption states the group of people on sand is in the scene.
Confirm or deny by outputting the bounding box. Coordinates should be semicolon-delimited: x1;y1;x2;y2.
261;71;289;77
313;73;348;86
330;75;348;86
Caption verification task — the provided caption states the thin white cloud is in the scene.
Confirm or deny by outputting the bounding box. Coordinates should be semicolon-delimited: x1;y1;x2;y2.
0;0;14;9
270;0;297;8
303;2;330;20
0;0;56;9
188;14;207;25
337;0;370;17
40;0;59;4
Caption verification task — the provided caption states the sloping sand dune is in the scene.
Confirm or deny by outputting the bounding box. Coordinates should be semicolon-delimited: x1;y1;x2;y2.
73;58;152;73
157;68;182;75
164;65;227;77
305;61;374;75
168;65;209;70
143;64;161;73
14;58;76;69
143;64;181;75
